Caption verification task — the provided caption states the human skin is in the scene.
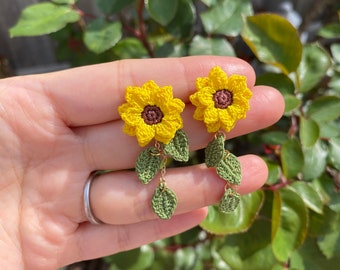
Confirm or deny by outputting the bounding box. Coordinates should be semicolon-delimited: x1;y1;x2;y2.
0;56;284;269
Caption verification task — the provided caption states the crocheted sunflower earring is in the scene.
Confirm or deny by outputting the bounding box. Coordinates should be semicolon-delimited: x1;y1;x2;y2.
118;80;189;219
190;66;252;213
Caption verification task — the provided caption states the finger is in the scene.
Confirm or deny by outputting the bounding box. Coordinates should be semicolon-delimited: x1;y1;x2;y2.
75;85;284;171
87;155;267;225
38;56;255;126
64;208;207;265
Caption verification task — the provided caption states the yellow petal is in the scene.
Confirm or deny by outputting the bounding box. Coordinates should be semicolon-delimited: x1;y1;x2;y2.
221;122;234;132
135;122;155;146
121;113;143;127
118;103;129;115
193;106;205;120
228;74;248;93
196;77;210;91
126;86;150;108
161;97;185;115
155;85;173;104
142;80;160;104
233;95;251;108
203;106;219;124
208;66;228;90
189;92;201;107
166;114;183;129
122;123;136;136
155;118;181;144
231;99;250;116
206;121;221;133
197;87;215;106
120;107;143;126
219;109;236;131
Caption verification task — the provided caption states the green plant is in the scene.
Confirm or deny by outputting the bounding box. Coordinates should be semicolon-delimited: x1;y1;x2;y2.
10;0;340;269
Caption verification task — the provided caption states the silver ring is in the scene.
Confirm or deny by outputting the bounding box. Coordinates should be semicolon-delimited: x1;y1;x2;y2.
84;172;104;225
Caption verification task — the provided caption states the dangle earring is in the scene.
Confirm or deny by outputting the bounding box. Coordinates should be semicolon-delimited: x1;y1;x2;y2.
190;66;252;213
118;80;189;219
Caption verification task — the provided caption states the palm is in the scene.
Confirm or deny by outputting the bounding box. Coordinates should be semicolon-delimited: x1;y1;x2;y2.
0;56;284;269
0;86;88;268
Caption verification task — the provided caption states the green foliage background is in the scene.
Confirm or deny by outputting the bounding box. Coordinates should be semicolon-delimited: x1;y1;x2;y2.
10;0;340;269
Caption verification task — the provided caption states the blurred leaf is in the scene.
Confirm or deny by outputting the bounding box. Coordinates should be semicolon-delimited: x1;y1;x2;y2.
261;131;289;145
329;136;340;170
241;13;302;74
284;94;301;113
317;174;340;213
84;18;122;54
318;23;340;38
201;0;218;7
290;239;340;270
256;73;295;95
271;264;286;270
302;140;328;181
189;36;235;56
112;38;148;59
218;219;277;270
144;247;175;270
329;72;340;91
288;181;323;214
97;0;135;14
263;158;281;185
9;2;80;37
308;205;340;237
146;0;178;26
281;138;304;179
306;96;340;123
272;188;308;262
299;117;320;147
201;0;253;36
174;247;202;269
105;246;154;270
173;227;201;245
200;190;264;235
330;43;340;63
318;121;340;139
155;43;186;58
297;43;332;93
52;0;76;4
256;73;300;113
311;177;331;205
290;238;340;270
318;231;340;259
165;0;196;38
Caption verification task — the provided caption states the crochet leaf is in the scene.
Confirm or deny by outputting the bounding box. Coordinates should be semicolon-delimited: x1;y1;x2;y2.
219;188;241;213
152;183;177;219
205;134;225;167
163;129;189;162
216;152;242;185
136;147;161;184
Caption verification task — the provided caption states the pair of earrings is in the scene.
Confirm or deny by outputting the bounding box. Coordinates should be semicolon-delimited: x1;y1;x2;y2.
118;66;252;219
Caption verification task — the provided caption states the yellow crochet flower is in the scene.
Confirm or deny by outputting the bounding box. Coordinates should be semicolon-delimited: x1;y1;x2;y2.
118;80;185;147
190;66;252;133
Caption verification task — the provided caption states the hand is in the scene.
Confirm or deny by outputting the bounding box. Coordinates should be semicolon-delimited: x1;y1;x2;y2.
0;56;284;269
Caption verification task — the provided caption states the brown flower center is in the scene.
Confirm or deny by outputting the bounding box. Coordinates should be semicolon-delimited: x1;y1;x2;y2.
142;105;164;125
213;89;233;109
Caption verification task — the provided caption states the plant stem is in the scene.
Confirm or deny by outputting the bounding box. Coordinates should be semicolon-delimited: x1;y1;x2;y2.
137;0;154;57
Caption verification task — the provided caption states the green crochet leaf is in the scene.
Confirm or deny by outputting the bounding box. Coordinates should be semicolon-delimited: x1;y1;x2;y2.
152;183;178;219
219;188;241;213
163;129;189;162
205;134;225;167
216;152;242;185
136;147;161;184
